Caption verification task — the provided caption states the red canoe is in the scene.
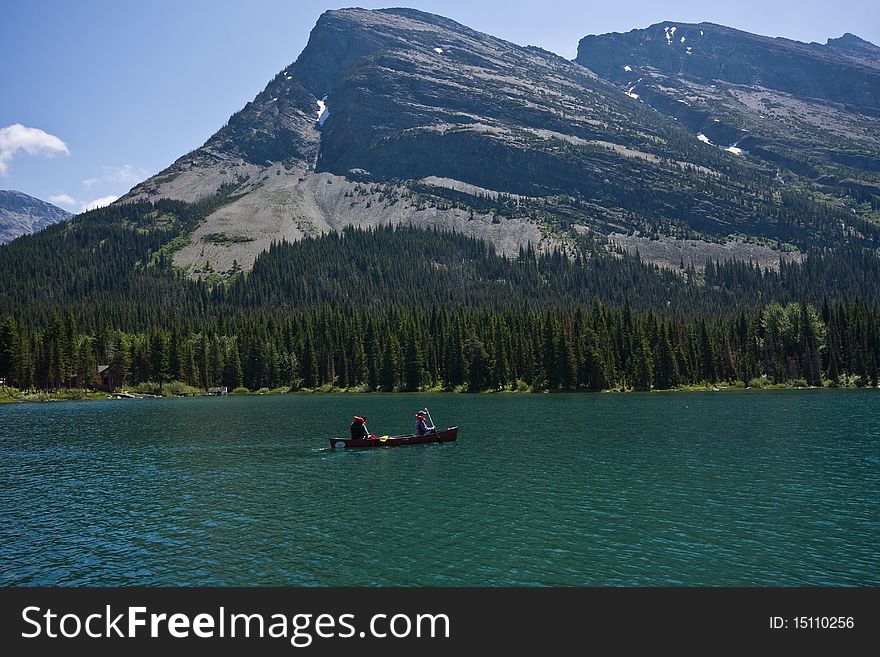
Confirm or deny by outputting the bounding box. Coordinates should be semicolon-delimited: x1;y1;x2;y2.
330;427;458;449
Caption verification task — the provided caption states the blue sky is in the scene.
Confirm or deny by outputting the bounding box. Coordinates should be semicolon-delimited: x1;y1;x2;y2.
2;0;877;212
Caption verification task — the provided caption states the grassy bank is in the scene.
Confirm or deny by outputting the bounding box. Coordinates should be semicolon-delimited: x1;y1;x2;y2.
0;386;108;403
2;380;875;405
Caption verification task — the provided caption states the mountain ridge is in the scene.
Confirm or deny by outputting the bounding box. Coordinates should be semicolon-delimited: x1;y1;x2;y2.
0;190;72;244
575;19;880;254
576;21;880;106
114;9;880;277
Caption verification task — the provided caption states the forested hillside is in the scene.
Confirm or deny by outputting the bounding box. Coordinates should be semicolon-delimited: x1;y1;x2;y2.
1;203;878;393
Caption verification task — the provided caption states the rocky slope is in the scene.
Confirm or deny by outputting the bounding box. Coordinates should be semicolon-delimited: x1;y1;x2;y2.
120;9;773;275
0;191;72;244
576;22;880;186
122;9;878;277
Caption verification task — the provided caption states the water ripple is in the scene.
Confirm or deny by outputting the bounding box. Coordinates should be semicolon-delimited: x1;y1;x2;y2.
1;391;878;585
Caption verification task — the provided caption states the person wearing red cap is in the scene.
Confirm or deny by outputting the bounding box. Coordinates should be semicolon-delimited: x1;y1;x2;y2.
414;412;434;436
350;415;370;441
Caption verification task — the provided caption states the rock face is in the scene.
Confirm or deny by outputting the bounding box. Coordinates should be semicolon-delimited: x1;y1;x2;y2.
123;9;879;277
0;191;72;244
578;23;880;107
825;33;880;69
575;22;880;182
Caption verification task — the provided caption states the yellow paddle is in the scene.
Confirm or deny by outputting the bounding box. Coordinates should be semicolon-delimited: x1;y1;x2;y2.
379;435;390;442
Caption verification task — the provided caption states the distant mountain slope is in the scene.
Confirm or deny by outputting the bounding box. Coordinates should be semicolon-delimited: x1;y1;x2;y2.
0;190;72;244
118;8;879;279
575;22;880;188
825;32;880;69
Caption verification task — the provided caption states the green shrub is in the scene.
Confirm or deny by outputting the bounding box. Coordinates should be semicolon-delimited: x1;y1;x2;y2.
0;385;23;401
129;382;163;395
514;379;532;392
164;381;202;396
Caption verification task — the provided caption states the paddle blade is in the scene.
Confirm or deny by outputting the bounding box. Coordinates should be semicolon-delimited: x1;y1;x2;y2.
379;435;389;442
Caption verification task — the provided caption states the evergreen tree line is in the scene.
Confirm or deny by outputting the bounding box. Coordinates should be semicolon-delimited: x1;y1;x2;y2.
2;209;879;393
5;221;880;333
2;299;877;392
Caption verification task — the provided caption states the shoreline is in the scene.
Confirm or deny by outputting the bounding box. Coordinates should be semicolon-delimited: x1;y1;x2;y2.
2;383;876;406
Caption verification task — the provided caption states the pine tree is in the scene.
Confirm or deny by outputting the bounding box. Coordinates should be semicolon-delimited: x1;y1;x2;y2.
490;320;509;390
300;331;318;388
380;338;399;392
444;323;467;389
210;334;224;388
403;330;424;392
149;329;170;389
630;327;653;391
350;334;368;388
109;332;130;389
224;341;244;389
75;336;98;388
0;317;18;384
698;318;716;383
653;325;677;389
15;333;34;389
464;335;489;392
828;346;840;386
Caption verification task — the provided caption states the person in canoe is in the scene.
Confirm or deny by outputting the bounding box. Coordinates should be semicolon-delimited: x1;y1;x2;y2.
350;415;372;441
414;411;435;436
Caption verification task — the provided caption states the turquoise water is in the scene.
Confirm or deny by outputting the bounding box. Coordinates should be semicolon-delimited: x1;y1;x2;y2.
0;391;877;586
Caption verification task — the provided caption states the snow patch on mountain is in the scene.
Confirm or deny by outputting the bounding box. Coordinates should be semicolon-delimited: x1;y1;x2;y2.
317;96;329;126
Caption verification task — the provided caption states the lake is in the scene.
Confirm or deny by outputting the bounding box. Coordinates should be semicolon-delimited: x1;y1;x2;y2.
1;391;878;586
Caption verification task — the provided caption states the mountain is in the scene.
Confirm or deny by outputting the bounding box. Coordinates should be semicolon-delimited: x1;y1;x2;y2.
575;22;880;187
121;8;878;279
0;191;72;244
825;32;880;68
2;10;880;394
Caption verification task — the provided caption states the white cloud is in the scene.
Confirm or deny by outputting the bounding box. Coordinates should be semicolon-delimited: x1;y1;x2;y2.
0;123;70;174
83;164;148;188
82;195;118;212
48;194;77;207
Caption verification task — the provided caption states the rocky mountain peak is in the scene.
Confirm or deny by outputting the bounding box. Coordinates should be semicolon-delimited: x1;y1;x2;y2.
827;32;878;50
825;32;880;68
0;190;72;244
